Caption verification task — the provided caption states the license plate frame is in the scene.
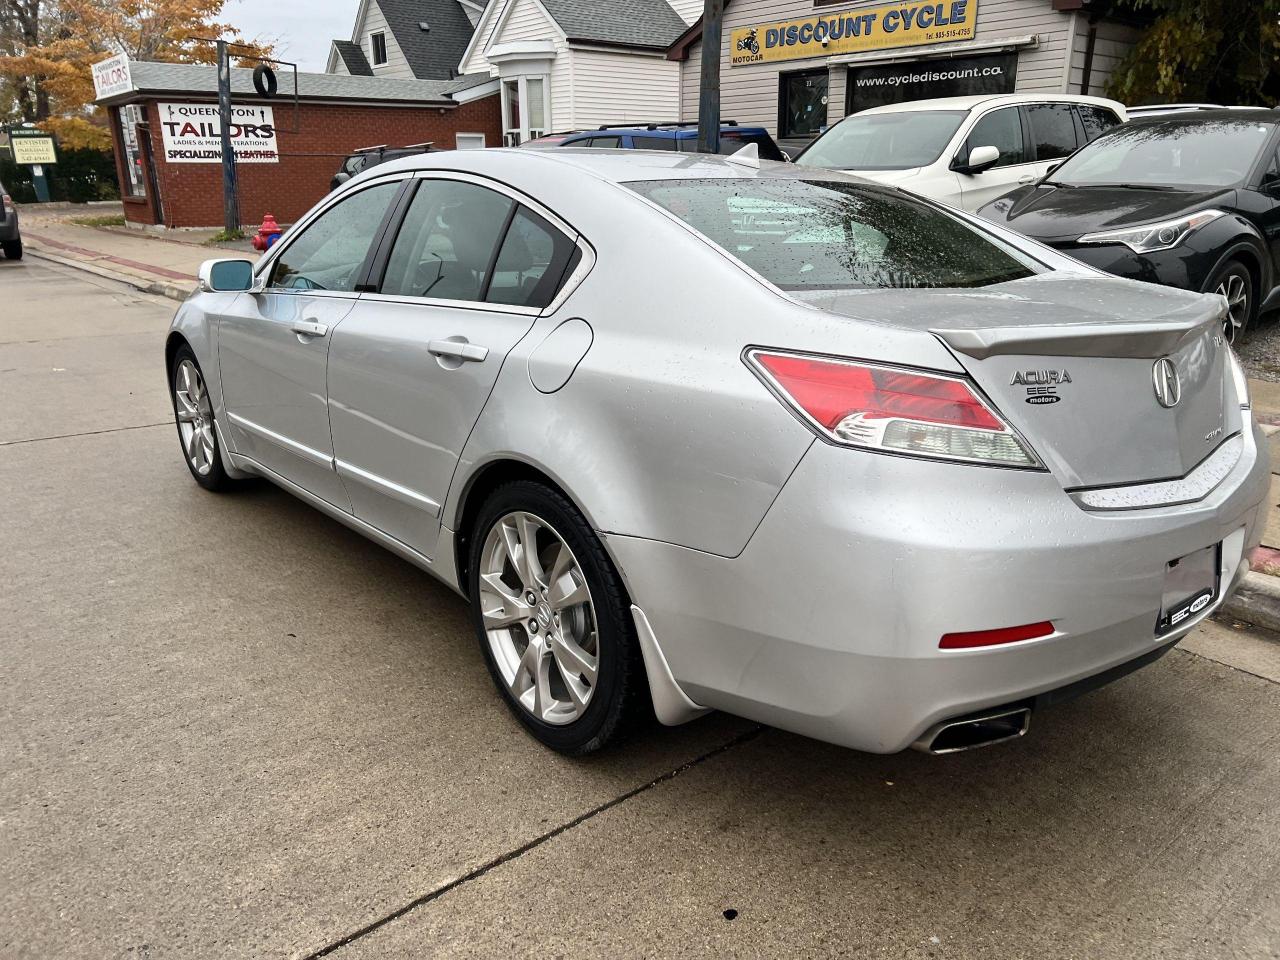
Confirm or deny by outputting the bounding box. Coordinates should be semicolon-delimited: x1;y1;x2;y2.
1156;543;1221;637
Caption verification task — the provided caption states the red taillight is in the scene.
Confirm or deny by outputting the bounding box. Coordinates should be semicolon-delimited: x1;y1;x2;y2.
939;621;1055;649
748;350;1037;468
1;194;12;211
754;353;1003;431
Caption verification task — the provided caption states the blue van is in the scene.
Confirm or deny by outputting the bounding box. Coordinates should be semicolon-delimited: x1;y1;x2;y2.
522;122;788;161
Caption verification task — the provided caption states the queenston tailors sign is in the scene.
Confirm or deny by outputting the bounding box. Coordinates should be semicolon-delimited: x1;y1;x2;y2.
158;102;279;164
731;1;977;65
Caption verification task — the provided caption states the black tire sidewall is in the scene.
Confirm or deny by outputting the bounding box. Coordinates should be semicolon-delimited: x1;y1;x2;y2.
169;345;229;491
468;481;638;754
2;239;20;260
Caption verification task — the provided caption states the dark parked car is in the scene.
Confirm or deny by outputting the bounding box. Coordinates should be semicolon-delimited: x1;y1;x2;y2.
977;110;1280;341
0;181;21;260
330;143;439;192
522;122;787;161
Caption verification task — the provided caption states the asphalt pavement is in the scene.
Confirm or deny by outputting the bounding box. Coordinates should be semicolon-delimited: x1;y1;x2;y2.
3;256;1280;959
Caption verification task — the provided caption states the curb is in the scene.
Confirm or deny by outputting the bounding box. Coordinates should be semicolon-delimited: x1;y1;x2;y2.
25;246;192;303
1220;571;1280;635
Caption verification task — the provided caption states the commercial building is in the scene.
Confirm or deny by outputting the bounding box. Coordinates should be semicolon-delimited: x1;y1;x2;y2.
668;0;1142;152
96;61;500;229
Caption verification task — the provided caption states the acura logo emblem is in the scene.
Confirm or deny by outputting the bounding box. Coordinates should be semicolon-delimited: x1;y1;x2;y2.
1152;357;1181;408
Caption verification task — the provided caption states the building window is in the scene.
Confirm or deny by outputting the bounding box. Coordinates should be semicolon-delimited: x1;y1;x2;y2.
779;69;828;141
501;75;551;146
847;52;1017;113
371;32;388;65
456;133;487;150
117;104;147;198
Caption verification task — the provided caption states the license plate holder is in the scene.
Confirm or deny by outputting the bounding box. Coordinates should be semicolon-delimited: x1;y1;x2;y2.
1156;543;1220;636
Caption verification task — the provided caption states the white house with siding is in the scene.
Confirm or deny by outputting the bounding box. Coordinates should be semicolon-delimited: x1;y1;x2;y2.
458;0;697;144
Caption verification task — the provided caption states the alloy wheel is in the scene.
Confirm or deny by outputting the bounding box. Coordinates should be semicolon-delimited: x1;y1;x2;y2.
173;359;216;476
478;511;599;725
1216;272;1250;344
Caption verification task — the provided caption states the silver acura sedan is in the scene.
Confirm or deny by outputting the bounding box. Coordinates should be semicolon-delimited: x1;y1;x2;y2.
167;148;1268;756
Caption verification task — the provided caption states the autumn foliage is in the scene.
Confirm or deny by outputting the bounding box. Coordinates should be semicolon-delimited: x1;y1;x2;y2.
0;0;271;148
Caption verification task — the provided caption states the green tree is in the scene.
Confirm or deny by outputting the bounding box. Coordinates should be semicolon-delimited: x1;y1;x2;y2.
1107;0;1280;105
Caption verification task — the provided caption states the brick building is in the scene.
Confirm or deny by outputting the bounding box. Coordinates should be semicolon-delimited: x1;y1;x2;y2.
95;61;501;229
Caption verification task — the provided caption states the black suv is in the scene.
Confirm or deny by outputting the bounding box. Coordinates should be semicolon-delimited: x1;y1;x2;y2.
0;180;21;260
330;143;440;192
979;110;1280;341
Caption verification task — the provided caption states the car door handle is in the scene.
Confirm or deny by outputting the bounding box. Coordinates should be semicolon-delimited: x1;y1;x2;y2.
291;320;329;338
428;339;488;363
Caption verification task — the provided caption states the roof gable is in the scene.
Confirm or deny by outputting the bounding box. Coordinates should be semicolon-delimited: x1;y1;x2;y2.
331;39;375;75
539;0;688;49
376;0;479;79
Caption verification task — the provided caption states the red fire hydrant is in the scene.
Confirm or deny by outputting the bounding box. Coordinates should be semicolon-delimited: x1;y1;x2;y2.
251;213;283;252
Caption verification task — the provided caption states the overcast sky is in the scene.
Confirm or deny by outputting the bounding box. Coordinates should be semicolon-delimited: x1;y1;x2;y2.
224;0;352;72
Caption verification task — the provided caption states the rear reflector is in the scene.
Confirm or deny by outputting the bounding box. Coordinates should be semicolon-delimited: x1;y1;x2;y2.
939;621;1055;649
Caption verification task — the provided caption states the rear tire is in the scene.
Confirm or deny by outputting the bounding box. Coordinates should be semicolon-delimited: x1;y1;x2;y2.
169;345;238;492
1205;258;1256;344
2;238;21;260
468;481;647;755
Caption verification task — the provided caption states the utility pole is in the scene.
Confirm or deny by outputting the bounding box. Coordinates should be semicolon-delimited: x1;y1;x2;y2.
216;39;240;234
696;0;723;154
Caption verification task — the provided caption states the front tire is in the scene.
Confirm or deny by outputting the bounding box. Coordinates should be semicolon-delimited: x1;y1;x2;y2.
2;238;21;260
169;345;237;492
468;481;646;755
1205;258;1256;344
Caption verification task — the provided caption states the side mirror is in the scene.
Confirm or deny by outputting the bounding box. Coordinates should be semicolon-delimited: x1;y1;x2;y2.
955;144;1001;175
198;258;255;293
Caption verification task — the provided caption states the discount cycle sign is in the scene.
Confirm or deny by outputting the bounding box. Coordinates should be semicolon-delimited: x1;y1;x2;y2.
157;102;279;164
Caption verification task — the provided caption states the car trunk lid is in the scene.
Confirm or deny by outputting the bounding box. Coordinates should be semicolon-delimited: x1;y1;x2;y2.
792;275;1236;488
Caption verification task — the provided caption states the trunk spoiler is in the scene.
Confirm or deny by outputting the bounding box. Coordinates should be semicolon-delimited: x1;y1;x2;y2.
931;305;1223;361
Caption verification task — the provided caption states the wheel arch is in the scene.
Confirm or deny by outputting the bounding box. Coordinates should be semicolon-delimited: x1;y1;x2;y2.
1201;231;1270;303
451;456;611;602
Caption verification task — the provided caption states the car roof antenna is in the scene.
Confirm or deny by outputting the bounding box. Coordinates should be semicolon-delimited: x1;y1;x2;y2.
724;142;760;169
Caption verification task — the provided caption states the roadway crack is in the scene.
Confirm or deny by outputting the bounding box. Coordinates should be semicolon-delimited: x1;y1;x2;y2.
297;725;764;960
0;421;170;447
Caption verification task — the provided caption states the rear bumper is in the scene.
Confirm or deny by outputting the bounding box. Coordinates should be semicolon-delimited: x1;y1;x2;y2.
611;421;1269;753
0;214;18;242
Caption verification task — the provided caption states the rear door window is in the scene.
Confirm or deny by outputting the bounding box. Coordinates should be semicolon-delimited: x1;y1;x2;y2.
487;208;578;308
1025;103;1079;161
379;180;514;301
1076;105;1122;142
584;136;622;148
964;107;1027;167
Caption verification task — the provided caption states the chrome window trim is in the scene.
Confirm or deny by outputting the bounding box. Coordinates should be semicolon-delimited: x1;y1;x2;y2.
1072;432;1245;511
353;168;594;314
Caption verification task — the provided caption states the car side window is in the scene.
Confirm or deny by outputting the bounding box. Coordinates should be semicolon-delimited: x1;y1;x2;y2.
1077;105;1121;142
487;207;578;309
965;108;1026;167
632;136;676;151
1025;103;1078;161
585;136;621;148
379;179;514;301
268;181;399;292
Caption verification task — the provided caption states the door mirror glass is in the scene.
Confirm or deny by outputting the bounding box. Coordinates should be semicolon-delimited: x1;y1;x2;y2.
964;145;1001;174
200;258;254;292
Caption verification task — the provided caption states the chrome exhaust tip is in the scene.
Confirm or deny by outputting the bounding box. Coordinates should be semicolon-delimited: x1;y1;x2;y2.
911;706;1032;755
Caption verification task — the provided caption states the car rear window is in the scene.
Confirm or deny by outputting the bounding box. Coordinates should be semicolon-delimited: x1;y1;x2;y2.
627;178;1036;291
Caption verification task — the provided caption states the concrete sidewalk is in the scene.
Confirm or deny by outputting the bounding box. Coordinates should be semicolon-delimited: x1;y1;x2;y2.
19;211;258;301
